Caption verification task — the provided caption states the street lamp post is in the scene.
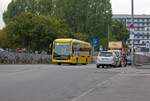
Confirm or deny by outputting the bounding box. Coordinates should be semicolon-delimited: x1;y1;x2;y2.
108;24;110;50
131;0;134;67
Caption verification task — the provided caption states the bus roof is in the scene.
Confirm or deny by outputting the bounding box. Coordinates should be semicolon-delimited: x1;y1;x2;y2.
54;38;91;46
54;38;73;43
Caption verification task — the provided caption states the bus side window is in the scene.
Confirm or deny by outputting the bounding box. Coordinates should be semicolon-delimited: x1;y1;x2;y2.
72;43;80;56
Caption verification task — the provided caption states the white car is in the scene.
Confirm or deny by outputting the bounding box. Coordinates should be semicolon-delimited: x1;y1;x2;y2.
96;51;117;68
108;50;122;67
0;48;5;52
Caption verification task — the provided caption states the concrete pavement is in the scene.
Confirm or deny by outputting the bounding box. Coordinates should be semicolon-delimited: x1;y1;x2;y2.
0;64;117;101
0;64;150;101
73;65;150;101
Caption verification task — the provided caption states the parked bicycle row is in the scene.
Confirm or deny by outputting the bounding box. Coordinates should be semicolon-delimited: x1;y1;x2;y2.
0;51;50;64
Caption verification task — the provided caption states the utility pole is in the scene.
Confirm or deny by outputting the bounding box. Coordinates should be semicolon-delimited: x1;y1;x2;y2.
108;24;110;50
131;0;134;67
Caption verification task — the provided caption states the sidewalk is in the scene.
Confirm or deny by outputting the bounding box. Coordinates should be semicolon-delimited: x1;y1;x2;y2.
72;66;150;101
136;64;150;69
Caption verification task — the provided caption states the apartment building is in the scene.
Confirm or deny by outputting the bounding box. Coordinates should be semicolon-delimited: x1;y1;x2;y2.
113;14;150;52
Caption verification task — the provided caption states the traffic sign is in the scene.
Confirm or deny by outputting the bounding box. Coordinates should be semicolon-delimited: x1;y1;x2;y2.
128;23;134;29
91;38;98;46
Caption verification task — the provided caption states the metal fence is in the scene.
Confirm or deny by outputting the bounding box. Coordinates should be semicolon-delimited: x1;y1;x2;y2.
135;54;150;65
0;51;51;64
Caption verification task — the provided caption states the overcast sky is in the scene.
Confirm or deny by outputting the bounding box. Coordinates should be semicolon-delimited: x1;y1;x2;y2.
111;0;150;14
1;0;150;29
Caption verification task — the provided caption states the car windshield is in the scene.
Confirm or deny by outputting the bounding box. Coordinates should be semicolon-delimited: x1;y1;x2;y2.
54;42;71;56
99;52;113;57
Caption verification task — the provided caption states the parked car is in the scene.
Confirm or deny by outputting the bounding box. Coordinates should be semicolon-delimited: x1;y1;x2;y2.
0;48;5;52
108;50;122;67
96;51;117;68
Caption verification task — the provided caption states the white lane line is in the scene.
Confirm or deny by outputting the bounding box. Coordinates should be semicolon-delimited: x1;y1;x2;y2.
71;73;120;101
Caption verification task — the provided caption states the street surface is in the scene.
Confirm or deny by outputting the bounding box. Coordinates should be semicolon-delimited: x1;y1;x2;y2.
0;64;150;101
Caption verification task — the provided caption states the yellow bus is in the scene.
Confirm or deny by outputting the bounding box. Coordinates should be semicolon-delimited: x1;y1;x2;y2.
52;38;92;65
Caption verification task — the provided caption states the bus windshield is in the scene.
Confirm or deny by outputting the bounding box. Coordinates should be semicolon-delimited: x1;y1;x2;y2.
54;42;71;57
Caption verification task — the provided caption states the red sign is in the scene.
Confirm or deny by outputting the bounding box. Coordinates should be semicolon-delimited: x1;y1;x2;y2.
128;23;134;29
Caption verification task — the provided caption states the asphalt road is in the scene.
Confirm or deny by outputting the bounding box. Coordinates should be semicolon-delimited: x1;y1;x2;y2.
0;64;118;101
1;64;150;101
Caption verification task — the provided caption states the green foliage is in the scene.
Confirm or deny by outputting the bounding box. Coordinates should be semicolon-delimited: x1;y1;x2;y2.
54;0;112;48
100;37;108;49
54;0;112;36
3;0;53;24
0;30;8;48
111;20;129;42
72;33;89;42
37;0;53;16
4;12;71;51
3;0;113;48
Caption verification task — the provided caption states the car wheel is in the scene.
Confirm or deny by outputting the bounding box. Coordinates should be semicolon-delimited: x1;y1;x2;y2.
112;65;115;68
106;65;110;68
96;65;100;68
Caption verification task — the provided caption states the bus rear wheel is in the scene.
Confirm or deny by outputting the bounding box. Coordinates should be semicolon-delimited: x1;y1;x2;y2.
82;58;88;65
58;63;61;65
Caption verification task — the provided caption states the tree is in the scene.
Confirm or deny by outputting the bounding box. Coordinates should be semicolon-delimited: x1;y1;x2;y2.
72;33;89;41
37;0;53;16
3;0;112;47
3;0;53;24
111;20;129;42
4;12;71;51
0;30;8;48
54;0;112;47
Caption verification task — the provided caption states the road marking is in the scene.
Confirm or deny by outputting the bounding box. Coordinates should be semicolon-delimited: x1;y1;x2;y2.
71;73;120;101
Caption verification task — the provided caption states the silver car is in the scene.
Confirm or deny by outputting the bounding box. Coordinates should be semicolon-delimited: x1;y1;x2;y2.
96;51;117;68
0;48;5;52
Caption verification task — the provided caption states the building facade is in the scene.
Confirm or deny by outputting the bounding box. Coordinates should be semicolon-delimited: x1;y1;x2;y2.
113;14;150;52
